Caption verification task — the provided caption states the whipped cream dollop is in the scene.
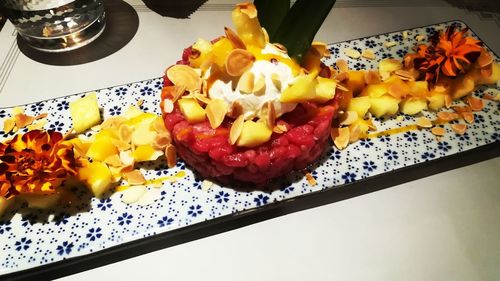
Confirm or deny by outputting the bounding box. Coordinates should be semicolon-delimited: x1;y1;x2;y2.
207;44;298;119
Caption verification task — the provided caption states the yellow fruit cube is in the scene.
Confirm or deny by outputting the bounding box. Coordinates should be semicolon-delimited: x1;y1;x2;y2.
347;96;371;118
133;145;163;162
379;59;402;79
369;95;400;117
78;161;113;197
231;3;266;48
476;62;500;85
361;84;388;98
400;98;428;115
280;74;316;103
451;75;475;99
236;120;272;147
123;105;144;119
313;77;336;103
123;112;157;129
69;92;101;133
177;98;206;123
346;71;366;95
211;38;234;68
427;93;446;111
86;131;119;161
409;81;429;97
190;38;213;68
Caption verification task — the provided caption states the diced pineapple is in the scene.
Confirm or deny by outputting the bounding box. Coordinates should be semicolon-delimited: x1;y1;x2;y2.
409;81;429;97
231;3;266;48
280;74;316;103
379;59;402;80
236;120;272;147
427;93;446;111
69;92;101;133
123;105;144;119
86;129;119;161
346;71;366;95
400;98;428;115
347;96;371;118
21;193;61;209
369;95;400;117
313;77;336;103
78;161;113;197
190;38;213;68
177;98;206;123
361;84;388;98
133;145;163;162
123;112;157;129
210;38;234;68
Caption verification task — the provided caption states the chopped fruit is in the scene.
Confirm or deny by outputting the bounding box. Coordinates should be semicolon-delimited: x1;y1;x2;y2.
314;77;336;103
361;83;388;98
86;130;119;162
476;62;500;85
399;98;428;115
123;112;157;129
427;93;446;111
69;92;101;133
280;73;316;103
346;70;366;95
211;38;234;68
236;120;272;147
177;98;206;123
347;96;371;118
232;3;266;48
133;145;163;162
78;162;113;197
379;59;402;80
369;95;400;117
452;75;475;99
21;193;61;209
190;38;213;68
409;81;429;97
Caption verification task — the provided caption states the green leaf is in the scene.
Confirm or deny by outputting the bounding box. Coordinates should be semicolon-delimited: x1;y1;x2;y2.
272;0;336;63
254;0;290;39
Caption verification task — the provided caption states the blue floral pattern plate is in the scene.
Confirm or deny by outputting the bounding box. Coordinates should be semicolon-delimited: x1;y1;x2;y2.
1;21;499;278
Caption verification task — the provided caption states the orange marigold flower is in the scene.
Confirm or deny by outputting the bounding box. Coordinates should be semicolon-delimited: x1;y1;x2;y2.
0;130;77;199
407;26;483;83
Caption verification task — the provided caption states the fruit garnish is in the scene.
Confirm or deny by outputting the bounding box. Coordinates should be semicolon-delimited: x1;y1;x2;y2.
254;0;290;39
69;92;101;133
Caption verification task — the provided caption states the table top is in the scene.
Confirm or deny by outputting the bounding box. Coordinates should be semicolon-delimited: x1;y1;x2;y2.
0;1;499;280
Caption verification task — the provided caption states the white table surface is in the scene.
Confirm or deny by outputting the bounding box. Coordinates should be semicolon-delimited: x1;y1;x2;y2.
1;1;499;280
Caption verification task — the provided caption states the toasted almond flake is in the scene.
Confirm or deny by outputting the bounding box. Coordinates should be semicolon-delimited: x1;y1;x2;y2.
388;83;406;99
124;170;146;185
153;117;168;134
3;118;15;133
335;72;349;82
465;96;484;111
451;124;467;135
63;127;75;139
229;115;245;145
305;173;317;186
403;31;409;39
336;83;349;92
120;150;135;166
163;99;174;113
272;43;287;54
331;127;350;150
416;117;432;128
119;124;133;143
262;27;269;43
35;113;48;120
271;73;282;91
253;74;266;96
444;95;453;108
483;93;495;100
194;93;212;105
238;71;254;94
364;70;381;85
104;154;122;167
349;123;361;143
415;35;426;41
121;185;147;204
166;65;201;92
26;119;47;131
273;124;288;134
343;48;361;59
366;118;377;131
437;111;458;123
266;102;276;129
224;27;246;49
431;127;446;136
12;107;24;115
340;111;358;126
168;85;187;103
206;99;228;129
101;116;126;130
336;59;348;73
451;105;471;113
165;144;177;168
14;113;35;128
225;49;255;77
461;111;474;124
384;41;397;48
153;134;172;150
113;139;132;151
201;180;214;191
394;69;415;81
237;2;257;18
361;49;375;60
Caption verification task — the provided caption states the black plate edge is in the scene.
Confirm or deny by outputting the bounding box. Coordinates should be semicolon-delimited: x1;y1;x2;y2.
2;19;500;280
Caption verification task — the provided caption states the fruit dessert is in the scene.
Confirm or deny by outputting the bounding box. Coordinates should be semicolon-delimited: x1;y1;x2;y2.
160;3;340;185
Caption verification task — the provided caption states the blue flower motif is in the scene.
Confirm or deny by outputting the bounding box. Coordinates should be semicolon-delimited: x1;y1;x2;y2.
86;227;102;241
253;194;269;206
396;49;407;58
404;132;418;141
215;191;229;203
188;205;203;217
378;135;391;142
140;86;154;96
56;101;69;111
21;214;37;227
341;172;357;184
425;27;436;37
458;132;470;141
362;161;377;172
30;102;44;112
329;149;341;160
392;34;403;42
384;149;399;160
492;132;499;141
421;152;436;160
115;87;128;95
157;216;174;227
49;121;64;131
117;213;133;225
280;185;295;194
54;213;70;226
154;80;163;89
437;141;452;152
56;241;74;255
353;62;366;71
0;221;12;234
109;105;121;116
0;110;6;118
474;114;485;123
364;40;377;48
329;46;340;55
381;53;393;59
15;237;32;251
97;198;112;211
359;139;374;148
193;179;202;190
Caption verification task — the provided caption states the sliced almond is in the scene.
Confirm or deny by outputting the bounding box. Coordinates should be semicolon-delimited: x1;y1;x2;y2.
444;95;453;108
14;113;34;128
364;70;381;85
361;49;375;60
224;27;246;49
335;72;349;82
26;119;47;131
461;111;474;124
162;99;174;114
305;173;317;186
265;102;276;129
336;83;349;92
229;115;245;145
349;123;361;143
201;179;214;191
271;73;282;91
451;124;467;135
168;85;187;103
206;99;228;129
119;150;135;166
225;49;255;77
416;117;433;128
384;41;397;48
331;127;350;150
273;124;288;134
35;113;48;120
388;83;407;99
194;93;212;105
272;43;287;54
415;35;426;41
465;96;483;111
3;118;15;133
165;144;177;168
339;111;358;126
483;93;495;101
336;59;349;73
437;111;458;123
344;48;361;59
166;65;201;92
124;170;146;185
394;69;415;81
101;116;126;130
253;74;266;96
121;185;147;204
431;127;446;136
451;105;472;113
238;71;254;94
403;31;409;39
119;124;133;143
153;134;171;150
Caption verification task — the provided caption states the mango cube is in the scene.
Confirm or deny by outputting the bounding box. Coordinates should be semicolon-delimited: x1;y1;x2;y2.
177;98;206;123
190;38;213;68
133;145;163;162
69;92;101;133
451;75;475;99
347;96;371;118
236;120;272;147
211;38;234;68
280;74;316;103
409;81;429;97
78;161;113;197
400;98;428;115
369;95;400;117
346;71;366;95
427;93;446;111
361;84;388;98
313;77;336;103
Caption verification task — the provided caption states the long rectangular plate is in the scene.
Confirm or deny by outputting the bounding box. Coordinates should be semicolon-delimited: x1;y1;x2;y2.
1;20;499;280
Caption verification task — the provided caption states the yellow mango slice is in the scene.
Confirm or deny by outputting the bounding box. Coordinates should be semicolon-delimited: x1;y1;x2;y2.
78;161;113;197
211;38;234;68
347;96;371;118
280;74;316;103
346;71;366;95
86;131;119;161
236;120;272;147
231;3;266;48
190;38;213;68
177;98;206;123
451;75;475;99
123;112;157;129
69;92;101;133
400;98;428;115
361;83;388;98
427;93;446;111
313;77;336;103
476;62;500;85
369;95;400;117
133;145;163;162
409;81;429;97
